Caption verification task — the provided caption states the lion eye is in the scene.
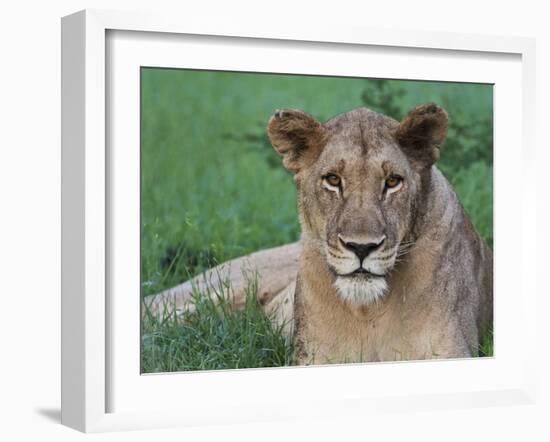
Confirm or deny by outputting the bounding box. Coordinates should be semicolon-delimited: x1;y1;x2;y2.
385;176;402;189
323;174;341;188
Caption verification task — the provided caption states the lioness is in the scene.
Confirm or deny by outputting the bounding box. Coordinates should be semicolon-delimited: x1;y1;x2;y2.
145;103;493;364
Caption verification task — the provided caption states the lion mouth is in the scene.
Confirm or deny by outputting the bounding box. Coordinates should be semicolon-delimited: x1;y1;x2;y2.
342;268;386;278
333;268;390;306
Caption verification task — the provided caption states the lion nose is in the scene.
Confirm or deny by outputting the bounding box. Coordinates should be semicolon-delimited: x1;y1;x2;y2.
339;236;386;262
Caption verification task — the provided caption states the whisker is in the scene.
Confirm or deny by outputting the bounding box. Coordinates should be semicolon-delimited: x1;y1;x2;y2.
327;249;351;260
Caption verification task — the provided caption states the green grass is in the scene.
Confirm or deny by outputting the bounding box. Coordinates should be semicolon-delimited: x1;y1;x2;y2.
141;69;493;372
479;329;494;358
142;276;294;372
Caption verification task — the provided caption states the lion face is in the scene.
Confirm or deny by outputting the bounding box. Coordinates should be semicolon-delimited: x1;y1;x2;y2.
303;119;417;305
268;104;448;306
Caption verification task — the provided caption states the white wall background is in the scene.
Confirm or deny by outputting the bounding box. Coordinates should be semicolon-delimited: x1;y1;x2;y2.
0;1;547;440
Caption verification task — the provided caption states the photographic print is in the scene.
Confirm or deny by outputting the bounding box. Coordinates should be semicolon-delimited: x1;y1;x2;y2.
141;69;493;373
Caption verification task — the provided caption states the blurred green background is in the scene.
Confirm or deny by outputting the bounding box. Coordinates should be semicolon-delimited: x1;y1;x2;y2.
140;69;493;372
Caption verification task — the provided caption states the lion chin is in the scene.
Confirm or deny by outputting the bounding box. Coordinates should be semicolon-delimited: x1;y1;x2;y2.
334;275;388;306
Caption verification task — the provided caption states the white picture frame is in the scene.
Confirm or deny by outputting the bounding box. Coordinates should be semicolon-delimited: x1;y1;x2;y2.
61;9;537;433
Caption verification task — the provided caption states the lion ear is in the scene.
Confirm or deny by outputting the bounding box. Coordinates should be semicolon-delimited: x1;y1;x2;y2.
267;109;327;174
395;103;448;168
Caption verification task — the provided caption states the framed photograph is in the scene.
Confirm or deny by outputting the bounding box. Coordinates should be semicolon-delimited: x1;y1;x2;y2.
61;9;537;433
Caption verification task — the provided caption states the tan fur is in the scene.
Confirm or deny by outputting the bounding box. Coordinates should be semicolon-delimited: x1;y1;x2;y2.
146;103;492;366
143;243;299;337
268;104;492;364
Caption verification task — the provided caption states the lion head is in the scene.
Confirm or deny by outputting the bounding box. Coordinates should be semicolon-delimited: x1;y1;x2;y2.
267;104;448;306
